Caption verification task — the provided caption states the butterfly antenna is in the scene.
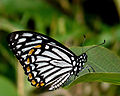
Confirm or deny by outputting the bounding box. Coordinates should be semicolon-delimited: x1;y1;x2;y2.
81;35;86;53
85;40;105;53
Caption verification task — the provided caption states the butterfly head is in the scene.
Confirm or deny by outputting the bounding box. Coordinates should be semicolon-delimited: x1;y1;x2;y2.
78;53;87;63
74;53;88;76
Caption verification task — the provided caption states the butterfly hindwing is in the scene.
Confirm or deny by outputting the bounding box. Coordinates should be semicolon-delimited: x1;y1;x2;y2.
7;31;77;90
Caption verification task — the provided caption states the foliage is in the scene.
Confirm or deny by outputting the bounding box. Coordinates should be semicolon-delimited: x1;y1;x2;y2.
0;75;17;96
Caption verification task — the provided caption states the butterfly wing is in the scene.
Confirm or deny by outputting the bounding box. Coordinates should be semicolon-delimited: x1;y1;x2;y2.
7;31;77;90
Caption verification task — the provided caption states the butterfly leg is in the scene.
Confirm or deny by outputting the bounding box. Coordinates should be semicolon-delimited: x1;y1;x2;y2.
83;64;95;73
88;64;95;72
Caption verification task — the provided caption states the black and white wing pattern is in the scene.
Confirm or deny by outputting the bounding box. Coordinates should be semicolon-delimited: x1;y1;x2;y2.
7;31;79;90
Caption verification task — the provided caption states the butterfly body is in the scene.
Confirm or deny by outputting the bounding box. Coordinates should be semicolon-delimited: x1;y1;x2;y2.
7;31;88;90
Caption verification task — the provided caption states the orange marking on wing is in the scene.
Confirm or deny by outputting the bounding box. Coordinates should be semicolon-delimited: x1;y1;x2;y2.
27;58;30;64
40;81;44;86
28;73;32;79
32;80;36;85
34;45;41;48
26;66;30;72
36;83;40;88
28;49;34;55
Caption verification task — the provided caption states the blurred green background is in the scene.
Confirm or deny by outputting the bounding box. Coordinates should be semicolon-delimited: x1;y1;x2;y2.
0;0;120;96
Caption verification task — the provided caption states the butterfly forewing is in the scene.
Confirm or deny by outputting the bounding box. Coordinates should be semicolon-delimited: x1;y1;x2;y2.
7;31;77;90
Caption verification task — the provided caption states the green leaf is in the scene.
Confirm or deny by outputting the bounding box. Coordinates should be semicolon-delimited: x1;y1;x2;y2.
64;46;120;89
65;73;120;89
0;75;17;96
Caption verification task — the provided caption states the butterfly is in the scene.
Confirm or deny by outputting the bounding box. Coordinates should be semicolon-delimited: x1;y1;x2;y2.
7;31;104;90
